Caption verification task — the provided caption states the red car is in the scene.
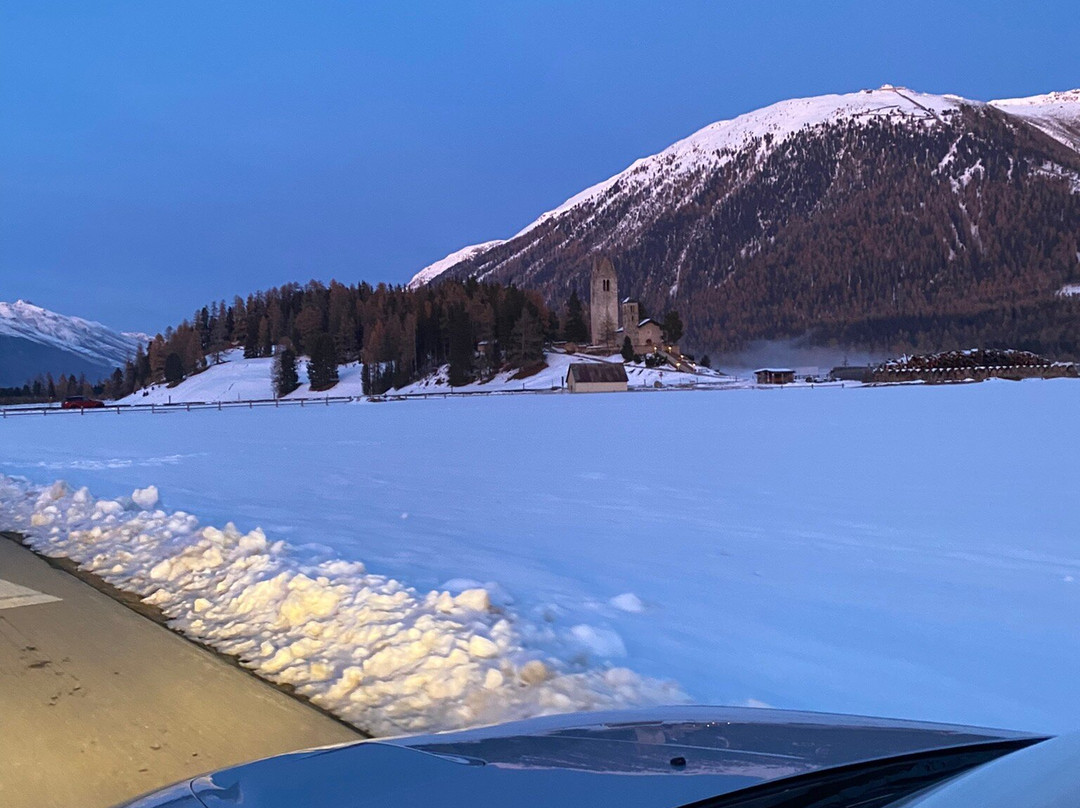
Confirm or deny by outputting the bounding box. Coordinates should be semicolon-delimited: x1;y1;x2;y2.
61;396;106;410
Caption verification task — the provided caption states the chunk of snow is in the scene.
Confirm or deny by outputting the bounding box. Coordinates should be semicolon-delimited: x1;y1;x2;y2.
468;636;499;658
609;592;645;613
131;485;159;509
454;588;491;613
518;660;550;685
570;624;628;659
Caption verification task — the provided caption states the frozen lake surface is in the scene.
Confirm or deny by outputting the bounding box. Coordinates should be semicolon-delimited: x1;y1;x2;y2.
1;380;1078;734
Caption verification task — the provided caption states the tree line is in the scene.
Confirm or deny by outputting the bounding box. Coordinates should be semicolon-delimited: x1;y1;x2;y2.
109;278;569;399
0;373;100;405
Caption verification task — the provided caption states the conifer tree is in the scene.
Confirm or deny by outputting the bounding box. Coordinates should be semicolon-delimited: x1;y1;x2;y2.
209;305;229;363
361;361;373;396
306;332;339;392
447;304;474;386
196;306;211;351
272;347;300;398
563;290;589;343
662;310;684;344
509;307;545;365
148;335;167;380
109;368;124;399
621;336;635;362
243;316;261;358
164;352;185;385
258;316;272;358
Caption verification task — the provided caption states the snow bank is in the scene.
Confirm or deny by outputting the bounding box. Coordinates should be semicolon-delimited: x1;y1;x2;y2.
0;475;683;736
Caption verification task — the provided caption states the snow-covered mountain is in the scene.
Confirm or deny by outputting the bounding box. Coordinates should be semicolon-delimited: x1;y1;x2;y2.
990;89;1080;151
407;240;506;289
408;85;1080;356
0;300;147;386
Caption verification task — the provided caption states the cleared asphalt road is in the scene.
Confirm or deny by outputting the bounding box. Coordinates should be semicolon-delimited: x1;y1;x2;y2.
0;535;361;808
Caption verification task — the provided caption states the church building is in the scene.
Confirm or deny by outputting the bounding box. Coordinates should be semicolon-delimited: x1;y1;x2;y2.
589;256;667;354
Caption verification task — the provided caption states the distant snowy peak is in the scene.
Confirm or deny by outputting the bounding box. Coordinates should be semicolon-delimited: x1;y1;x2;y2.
991;88;1080;107
515;86;969;237
0;300;144;368
990;89;1080;151
408;240;506;289
123;330;154;345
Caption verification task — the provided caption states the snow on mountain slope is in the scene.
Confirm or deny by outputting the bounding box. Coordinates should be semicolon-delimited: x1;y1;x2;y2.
407;85;1080;294
408;240;506;289
509;86;968;244
990;89;1080;151
0;300;144;370
409;86;972;285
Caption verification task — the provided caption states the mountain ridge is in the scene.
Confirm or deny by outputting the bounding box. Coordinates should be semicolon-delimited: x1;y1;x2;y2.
408;85;1080;357
0;300;145;386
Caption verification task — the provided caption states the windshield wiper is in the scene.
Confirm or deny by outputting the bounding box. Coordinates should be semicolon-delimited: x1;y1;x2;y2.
676;737;1045;808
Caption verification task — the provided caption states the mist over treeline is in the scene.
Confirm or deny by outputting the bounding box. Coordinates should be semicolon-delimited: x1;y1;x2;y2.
715;340;889;372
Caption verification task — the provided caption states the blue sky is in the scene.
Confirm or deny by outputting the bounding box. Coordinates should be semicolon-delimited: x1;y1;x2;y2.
2;1;1078;332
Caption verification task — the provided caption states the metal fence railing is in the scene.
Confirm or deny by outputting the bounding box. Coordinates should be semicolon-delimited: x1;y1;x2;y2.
0;378;757;418
0;387;573;417
0;396;357;418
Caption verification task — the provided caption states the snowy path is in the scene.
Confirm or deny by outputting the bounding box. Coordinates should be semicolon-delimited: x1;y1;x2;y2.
1;380;1079;735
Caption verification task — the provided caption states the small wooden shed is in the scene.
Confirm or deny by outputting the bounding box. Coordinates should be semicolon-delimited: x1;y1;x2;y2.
754;368;796;385
829;365;873;382
567;362;629;393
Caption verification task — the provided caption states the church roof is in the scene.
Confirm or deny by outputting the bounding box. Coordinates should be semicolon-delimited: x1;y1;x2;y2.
568;362;629;384
638;318;660;327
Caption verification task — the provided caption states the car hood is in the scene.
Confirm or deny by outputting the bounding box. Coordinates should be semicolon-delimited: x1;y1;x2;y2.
189;707;1042;808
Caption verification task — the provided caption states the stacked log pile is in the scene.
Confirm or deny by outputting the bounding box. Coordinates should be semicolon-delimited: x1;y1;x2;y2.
870;349;1078;383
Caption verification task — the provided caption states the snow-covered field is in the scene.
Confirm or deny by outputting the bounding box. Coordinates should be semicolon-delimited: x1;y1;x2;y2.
2;380;1079;736
122;349;736;404
121;349;367;404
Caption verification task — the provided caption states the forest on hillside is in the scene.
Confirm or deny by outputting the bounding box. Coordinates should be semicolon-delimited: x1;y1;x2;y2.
101;278;575;399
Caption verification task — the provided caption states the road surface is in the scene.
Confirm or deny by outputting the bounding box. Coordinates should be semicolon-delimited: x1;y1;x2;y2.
0;534;361;808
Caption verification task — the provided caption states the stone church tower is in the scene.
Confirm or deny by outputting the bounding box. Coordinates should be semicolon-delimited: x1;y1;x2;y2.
590;256;618;346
